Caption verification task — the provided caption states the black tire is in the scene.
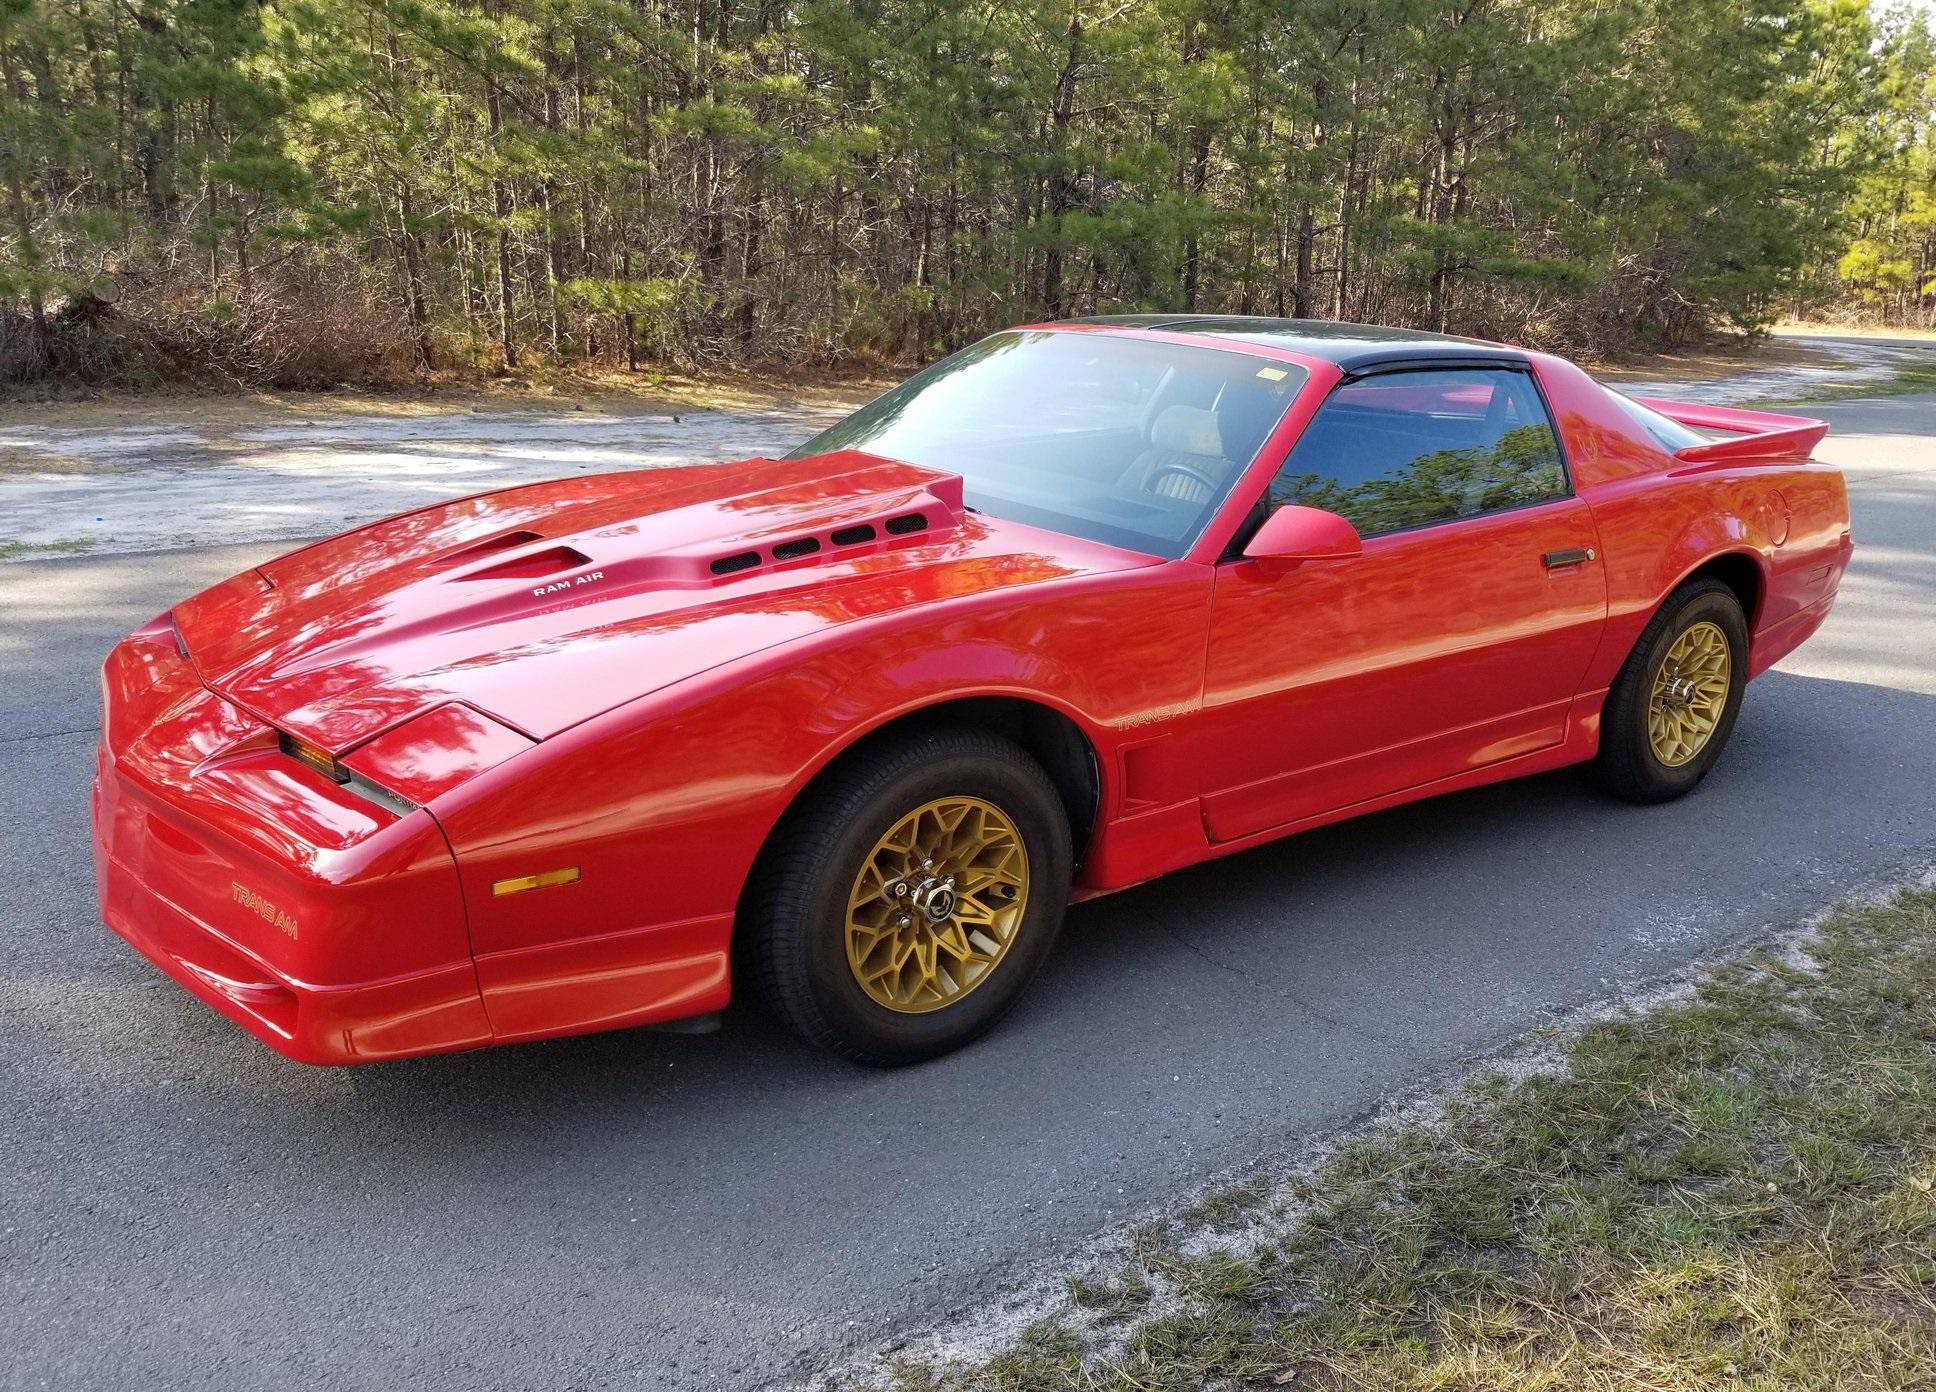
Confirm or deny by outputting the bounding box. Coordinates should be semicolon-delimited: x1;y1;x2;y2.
1592;578;1750;804
738;724;1073;1066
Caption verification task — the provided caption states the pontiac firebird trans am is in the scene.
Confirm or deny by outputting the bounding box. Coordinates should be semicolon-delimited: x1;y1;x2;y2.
93;318;1852;1066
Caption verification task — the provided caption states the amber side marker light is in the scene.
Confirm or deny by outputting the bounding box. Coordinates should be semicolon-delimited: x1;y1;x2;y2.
493;867;582;897
275;731;417;816
279;732;348;783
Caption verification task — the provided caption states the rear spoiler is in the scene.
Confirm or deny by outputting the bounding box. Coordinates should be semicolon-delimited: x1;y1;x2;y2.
1634;397;1829;466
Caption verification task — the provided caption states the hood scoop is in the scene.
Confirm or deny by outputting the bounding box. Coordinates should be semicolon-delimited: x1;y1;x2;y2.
435;529;544;568
457;544;592;581
429;455;966;599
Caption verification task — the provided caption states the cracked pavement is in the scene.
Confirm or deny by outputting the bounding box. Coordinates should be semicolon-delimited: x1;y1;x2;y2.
2;340;1935;1389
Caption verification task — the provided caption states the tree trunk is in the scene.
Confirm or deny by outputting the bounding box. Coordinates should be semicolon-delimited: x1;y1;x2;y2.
1292;206;1316;319
1182;125;1210;311
486;80;518;369
1042;9;1082;319
541;37;568;355
398;192;433;369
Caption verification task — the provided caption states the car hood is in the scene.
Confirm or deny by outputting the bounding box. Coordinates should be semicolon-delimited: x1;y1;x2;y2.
171;450;1154;748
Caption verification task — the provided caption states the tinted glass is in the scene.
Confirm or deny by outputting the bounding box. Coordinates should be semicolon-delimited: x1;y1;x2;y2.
1266;368;1567;538
1607;388;1711;451
786;330;1307;558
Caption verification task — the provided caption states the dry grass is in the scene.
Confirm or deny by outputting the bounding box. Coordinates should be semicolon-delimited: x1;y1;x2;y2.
0;361;887;430
0;272;892;418
1769;321;1936;343
864;886;1936;1392
1585;334;1838;385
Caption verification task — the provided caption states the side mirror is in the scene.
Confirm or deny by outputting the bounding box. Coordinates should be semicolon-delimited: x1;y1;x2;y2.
1241;505;1363;567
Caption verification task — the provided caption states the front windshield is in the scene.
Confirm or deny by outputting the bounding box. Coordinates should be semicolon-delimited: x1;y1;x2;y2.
785;330;1307;558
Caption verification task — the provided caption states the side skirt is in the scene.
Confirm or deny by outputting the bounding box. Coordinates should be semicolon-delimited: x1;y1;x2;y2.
1074;691;1605;902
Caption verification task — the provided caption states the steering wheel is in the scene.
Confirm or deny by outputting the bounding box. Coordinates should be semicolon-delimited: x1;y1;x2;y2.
1146;457;1225;499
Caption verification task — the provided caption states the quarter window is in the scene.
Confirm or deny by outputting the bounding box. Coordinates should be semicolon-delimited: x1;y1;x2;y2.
1607;388;1710;451
1266;367;1568;538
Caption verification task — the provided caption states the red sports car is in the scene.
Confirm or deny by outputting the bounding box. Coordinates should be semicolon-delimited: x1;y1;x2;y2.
93;318;1851;1066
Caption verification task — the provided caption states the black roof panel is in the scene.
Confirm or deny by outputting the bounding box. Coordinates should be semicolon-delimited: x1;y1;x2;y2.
1059;314;1526;371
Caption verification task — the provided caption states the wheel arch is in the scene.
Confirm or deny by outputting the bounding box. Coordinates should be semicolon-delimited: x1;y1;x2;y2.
1676;548;1765;631
738;694;1105;919
803;694;1098;850
1585;543;1768;700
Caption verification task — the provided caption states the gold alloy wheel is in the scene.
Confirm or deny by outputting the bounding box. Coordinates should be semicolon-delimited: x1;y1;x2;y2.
844;796;1030;1014
1647;620;1732;768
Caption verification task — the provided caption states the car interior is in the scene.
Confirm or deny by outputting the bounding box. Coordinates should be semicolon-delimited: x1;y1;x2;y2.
787;331;1307;556
942;359;1301;553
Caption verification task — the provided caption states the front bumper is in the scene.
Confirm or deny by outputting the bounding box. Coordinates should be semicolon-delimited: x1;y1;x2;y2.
94;818;489;1064
90;624;492;1065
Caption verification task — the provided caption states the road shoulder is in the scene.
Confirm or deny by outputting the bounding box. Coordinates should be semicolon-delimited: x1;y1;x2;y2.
832;875;1936;1391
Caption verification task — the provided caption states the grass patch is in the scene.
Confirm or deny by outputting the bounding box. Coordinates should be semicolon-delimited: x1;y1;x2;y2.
1178;1177;1270;1232
1066;1269;1154;1322
861;886;1936;1390
0;537;94;560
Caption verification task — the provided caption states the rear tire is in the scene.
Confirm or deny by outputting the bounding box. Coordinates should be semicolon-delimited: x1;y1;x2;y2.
739;724;1072;1066
1592;578;1749;804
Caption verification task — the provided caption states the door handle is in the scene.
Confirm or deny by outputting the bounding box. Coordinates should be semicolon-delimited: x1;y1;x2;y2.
1543;546;1594;569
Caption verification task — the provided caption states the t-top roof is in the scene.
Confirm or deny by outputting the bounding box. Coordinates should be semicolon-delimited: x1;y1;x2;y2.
1059;314;1528;371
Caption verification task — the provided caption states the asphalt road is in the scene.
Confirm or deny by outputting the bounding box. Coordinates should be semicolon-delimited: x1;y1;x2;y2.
3;375;1934;1390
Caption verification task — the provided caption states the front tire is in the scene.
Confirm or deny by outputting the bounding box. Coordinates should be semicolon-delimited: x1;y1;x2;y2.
1592;578;1749;804
739;724;1072;1066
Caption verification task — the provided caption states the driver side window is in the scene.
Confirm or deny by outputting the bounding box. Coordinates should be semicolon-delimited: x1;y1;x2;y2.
1268;367;1568;538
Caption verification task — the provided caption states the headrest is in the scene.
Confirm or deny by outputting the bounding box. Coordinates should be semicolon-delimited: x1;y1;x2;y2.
1150;405;1225;458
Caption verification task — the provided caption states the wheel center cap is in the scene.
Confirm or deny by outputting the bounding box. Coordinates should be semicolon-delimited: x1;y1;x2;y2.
910;877;956;924
1663;674;1698;706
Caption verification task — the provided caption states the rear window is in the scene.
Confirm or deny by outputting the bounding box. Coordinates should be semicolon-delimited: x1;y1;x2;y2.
1607;390;1711;451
